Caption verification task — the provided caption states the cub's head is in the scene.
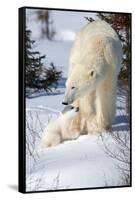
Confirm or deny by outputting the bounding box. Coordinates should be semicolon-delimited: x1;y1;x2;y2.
61;105;79;119
62;64;97;105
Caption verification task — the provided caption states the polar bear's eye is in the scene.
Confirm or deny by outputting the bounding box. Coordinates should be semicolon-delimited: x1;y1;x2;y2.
90;70;94;77
71;106;74;109
71;86;75;89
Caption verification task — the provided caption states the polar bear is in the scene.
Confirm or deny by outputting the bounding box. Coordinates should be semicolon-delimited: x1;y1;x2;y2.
62;20;122;134
41;105;80;148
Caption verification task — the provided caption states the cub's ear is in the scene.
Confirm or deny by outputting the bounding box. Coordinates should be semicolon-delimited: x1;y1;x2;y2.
88;69;96;78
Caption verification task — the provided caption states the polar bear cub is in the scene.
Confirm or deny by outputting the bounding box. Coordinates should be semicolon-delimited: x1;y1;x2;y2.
41;105;80;148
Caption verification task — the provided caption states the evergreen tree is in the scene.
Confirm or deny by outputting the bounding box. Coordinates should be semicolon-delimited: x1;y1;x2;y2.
96;13;131;114
25;29;44;89
86;13;131;113
96;13;131;84
36;10;55;40
25;29;62;93
86;13;131;83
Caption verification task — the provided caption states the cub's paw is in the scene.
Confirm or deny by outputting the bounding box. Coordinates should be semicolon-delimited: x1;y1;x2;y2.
70;131;80;139
41;133;61;148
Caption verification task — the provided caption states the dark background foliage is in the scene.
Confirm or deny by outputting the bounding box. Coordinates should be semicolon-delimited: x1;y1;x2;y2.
86;13;131;113
25;29;62;95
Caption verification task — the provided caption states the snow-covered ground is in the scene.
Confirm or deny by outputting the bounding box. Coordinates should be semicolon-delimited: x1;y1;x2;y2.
25;9;130;192
26;83;130;192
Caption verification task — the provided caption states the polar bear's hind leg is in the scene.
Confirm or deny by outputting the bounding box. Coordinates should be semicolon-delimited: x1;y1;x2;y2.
41;132;61;148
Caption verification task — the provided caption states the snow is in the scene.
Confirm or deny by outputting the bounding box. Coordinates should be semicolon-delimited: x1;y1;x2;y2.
54;29;76;42
34;40;73;77
25;9;130;192
27;136;117;190
26;8;97;78
26;9;97;39
26;84;130;192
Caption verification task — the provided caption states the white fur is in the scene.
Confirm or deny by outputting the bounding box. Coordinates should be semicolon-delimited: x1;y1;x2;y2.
41;108;80;148
64;20;122;133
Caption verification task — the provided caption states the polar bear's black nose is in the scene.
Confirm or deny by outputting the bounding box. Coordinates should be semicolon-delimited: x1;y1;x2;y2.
62;101;68;105
76;107;79;112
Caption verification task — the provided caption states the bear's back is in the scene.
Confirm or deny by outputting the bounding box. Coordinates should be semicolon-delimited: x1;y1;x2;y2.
79;20;119;41
69;20;122;75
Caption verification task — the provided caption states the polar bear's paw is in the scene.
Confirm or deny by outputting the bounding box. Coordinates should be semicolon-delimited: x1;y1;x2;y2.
41;132;61;148
70;131;80;139
88;124;112;134
62;130;80;140
101;125;112;133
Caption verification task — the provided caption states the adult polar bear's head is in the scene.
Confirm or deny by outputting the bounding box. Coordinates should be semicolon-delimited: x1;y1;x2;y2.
62;63;105;105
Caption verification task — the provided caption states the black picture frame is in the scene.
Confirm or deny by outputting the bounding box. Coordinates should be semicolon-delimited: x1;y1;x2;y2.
19;6;132;193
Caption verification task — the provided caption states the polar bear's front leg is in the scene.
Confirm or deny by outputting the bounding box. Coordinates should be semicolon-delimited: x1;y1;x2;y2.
66;120;80;140
85;104;112;134
95;77;117;133
86;117;112;134
62;115;81;140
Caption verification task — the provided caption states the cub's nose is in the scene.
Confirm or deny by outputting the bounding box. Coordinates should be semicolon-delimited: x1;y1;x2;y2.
62;101;68;105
